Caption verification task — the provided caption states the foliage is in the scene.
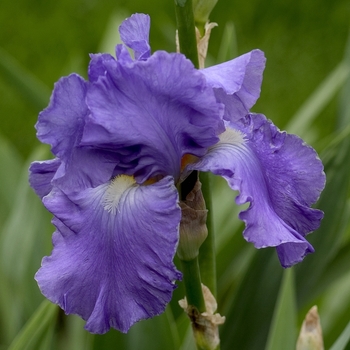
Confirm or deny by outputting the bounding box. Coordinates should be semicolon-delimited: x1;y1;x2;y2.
1;0;350;349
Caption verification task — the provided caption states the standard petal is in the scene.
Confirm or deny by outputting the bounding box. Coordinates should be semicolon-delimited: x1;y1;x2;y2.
88;53;116;82
82;51;224;182
119;13;151;60
35;176;181;333
36;74;88;158
202;50;266;121
29;159;61;198
189;114;325;267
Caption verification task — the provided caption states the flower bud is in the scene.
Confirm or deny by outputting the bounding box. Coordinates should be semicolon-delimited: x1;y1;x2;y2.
193;0;218;25
179;284;225;350
177;179;208;261
296;306;324;350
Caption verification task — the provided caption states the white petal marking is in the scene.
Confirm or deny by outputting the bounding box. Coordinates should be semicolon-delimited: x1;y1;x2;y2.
103;175;136;215
215;127;247;147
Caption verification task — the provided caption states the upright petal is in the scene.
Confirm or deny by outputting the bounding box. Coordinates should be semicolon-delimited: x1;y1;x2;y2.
189;114;325;267
35;176;181;333
202;50;266;121
33;73;121;192
82;51;224;182
119;13;151;60
36;74;87;158
88;53;116;82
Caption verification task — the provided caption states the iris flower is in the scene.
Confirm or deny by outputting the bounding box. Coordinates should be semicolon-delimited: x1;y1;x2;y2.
29;13;325;334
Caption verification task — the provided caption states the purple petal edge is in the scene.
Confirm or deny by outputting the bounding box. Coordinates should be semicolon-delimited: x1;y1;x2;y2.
35;176;181;333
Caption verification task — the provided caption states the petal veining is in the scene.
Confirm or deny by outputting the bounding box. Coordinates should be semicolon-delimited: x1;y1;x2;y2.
82;51;223;182
189;115;325;267
119;13;151;60
202;49;266;120
36;176;181;333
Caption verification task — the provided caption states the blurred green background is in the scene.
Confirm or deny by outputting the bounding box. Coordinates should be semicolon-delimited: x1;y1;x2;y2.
1;0;349;158
1;0;350;349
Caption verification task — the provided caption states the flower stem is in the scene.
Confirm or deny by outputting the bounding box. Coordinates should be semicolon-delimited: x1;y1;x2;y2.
180;258;206;313
175;0;217;306
174;2;220;349
175;0;205;315
174;0;200;69
198;172;217;296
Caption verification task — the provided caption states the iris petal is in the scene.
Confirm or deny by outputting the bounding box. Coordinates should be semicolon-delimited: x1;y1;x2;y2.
36;74;87;158
82;51;224;182
119;13;151;60
29;159;61;199
202;50;266;121
34;74;120;191
189;114;325;267
36;176;181;333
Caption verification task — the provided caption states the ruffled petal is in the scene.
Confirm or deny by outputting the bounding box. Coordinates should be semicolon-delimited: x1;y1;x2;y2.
234;114;325;234
88;53;116;82
36;74;88;158
189;114;325;267
29;159;61;198
52;147;118;193
35;176;181;333
33;72;122;192
202;50;266;121
82;51;224;182
119;13;151;60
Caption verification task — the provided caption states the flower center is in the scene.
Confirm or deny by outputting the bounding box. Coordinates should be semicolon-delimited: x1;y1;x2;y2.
217;127;246;146
181;154;199;171
103;175;136;215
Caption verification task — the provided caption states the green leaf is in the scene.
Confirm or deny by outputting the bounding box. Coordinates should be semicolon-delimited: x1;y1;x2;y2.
295;36;350;307
329;321;350;350
93;306;180;350
220;249;283;350
125;306;180;350
265;268;297;350
285;60;350;139
60;315;94;350
0;145;52;342
7;300;58;350
216;21;238;64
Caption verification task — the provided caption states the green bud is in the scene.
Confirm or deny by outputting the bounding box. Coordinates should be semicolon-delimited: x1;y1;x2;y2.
193;0;218;24
177;179;208;261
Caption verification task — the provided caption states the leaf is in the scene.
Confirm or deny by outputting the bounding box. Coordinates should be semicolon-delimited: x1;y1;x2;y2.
93;306;180;350
7;300;58;350
0;145;52;342
216;21;238;63
126;306;180;350
329;321;350;350
285;60;350;139
220;249;283;350
265;268;297;350
295;35;350;307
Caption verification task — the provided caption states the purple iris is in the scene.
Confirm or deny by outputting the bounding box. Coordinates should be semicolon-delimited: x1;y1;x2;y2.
29;13;325;334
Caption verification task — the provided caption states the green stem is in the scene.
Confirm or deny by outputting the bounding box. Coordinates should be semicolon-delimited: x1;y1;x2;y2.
175;0;205;314
175;3;220;348
180;258;206;313
198;172;217;297
174;2;216;298
174;0;199;68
